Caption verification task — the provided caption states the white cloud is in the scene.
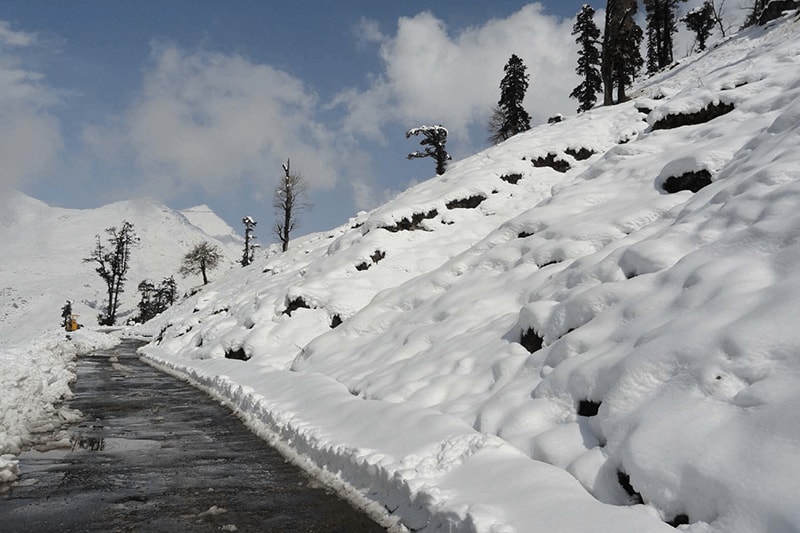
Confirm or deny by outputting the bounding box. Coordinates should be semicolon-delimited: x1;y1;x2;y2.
332;5;579;143
0;21;36;48
98;43;352;201
0;21;62;205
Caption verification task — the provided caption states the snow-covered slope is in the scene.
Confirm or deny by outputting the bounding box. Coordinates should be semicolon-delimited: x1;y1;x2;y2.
0;193;243;346
94;13;800;532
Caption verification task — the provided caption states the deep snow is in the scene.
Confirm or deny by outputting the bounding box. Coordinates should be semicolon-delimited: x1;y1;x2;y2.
4;11;800;533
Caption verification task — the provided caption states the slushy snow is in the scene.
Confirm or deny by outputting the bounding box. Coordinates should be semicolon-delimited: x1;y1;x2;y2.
4;11;800;533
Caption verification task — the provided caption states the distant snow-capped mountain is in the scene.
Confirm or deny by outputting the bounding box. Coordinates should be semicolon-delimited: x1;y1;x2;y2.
0;192;243;345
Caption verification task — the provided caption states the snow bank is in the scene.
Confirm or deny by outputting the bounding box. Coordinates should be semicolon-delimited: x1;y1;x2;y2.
138;15;800;533
0;330;119;486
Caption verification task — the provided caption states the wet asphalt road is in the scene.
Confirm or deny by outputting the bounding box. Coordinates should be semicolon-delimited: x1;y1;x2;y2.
0;339;385;532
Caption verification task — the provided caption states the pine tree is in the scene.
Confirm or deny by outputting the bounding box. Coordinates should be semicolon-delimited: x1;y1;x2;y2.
496;54;532;140
682;2;716;51
603;0;643;105
644;0;688;74
570;4;603;113
406;125;451;175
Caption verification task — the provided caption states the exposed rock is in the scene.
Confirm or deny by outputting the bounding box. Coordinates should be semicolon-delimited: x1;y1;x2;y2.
283;296;311;316
224;347;249;361
532;153;571;173
577;399;601;417
652;101;734;130
446;195;487;210
662;169;712;193
380;209;439;232
500;173;523;184
564;147;595;161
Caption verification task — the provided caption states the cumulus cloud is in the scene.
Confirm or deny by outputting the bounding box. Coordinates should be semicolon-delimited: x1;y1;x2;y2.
332;5;579;144
91;43;352;202
0;21;62;205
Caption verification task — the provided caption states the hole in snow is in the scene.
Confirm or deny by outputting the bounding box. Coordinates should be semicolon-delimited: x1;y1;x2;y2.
446;195;487;210
617;471;644;505
330;314;342;329
667;514;690;528
517;231;534;239
224;347;250;361
652;101;734;130
532;153;571;173
282;297;311;317
662;169;712;194
520;328;544;354
577;399;602;417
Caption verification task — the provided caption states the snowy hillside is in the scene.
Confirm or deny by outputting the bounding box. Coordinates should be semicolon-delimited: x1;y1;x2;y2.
137;14;800;532
0;193;243;345
2;10;796;532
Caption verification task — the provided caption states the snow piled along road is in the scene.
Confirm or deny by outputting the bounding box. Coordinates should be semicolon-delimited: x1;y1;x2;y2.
138;15;800;533
0;330;119;485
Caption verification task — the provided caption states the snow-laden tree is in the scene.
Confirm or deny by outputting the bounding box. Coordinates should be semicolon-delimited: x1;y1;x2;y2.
83;220;138;325
406;125;451;175
602;0;644;105
683;2;716;51
570;4;603;113
273;159;310;253
178;241;222;285
241;215;258;266
644;0;687;74
492;54;532;142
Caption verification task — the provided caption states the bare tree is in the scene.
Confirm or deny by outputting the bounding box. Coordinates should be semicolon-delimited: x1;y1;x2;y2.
83;220;138;325
487;105;511;145
710;0;731;37
273;159;310;252
179;241;222;285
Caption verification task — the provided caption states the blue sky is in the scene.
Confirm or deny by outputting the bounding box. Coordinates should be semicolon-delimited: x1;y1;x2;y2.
0;0;721;241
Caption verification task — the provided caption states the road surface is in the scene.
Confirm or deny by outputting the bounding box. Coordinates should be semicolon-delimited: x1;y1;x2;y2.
0;339;385;532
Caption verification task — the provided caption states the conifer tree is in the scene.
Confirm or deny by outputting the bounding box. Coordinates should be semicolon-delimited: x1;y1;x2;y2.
682;2;716;51
406;125;451;175
570;4;603;113
644;0;688;74
602;0;643;105
495;54;532;140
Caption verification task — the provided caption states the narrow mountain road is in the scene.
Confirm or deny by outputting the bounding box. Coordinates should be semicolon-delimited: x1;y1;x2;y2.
0;339;385;532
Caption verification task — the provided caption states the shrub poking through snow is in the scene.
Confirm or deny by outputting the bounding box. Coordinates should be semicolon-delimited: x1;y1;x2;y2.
532;153;571;173
446;195;487;210
565;147;596;161
517;231;534;238
330;314;343;329
356;250;386;271
500;173;523;184
652;101;734;130
661;169;713;193
282;296;311;316
380;209;439;232
224;347;249;361
520;327;544;353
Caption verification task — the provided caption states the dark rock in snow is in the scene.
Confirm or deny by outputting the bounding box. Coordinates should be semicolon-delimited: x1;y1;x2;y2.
662;169;712;193
652;101;734;130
